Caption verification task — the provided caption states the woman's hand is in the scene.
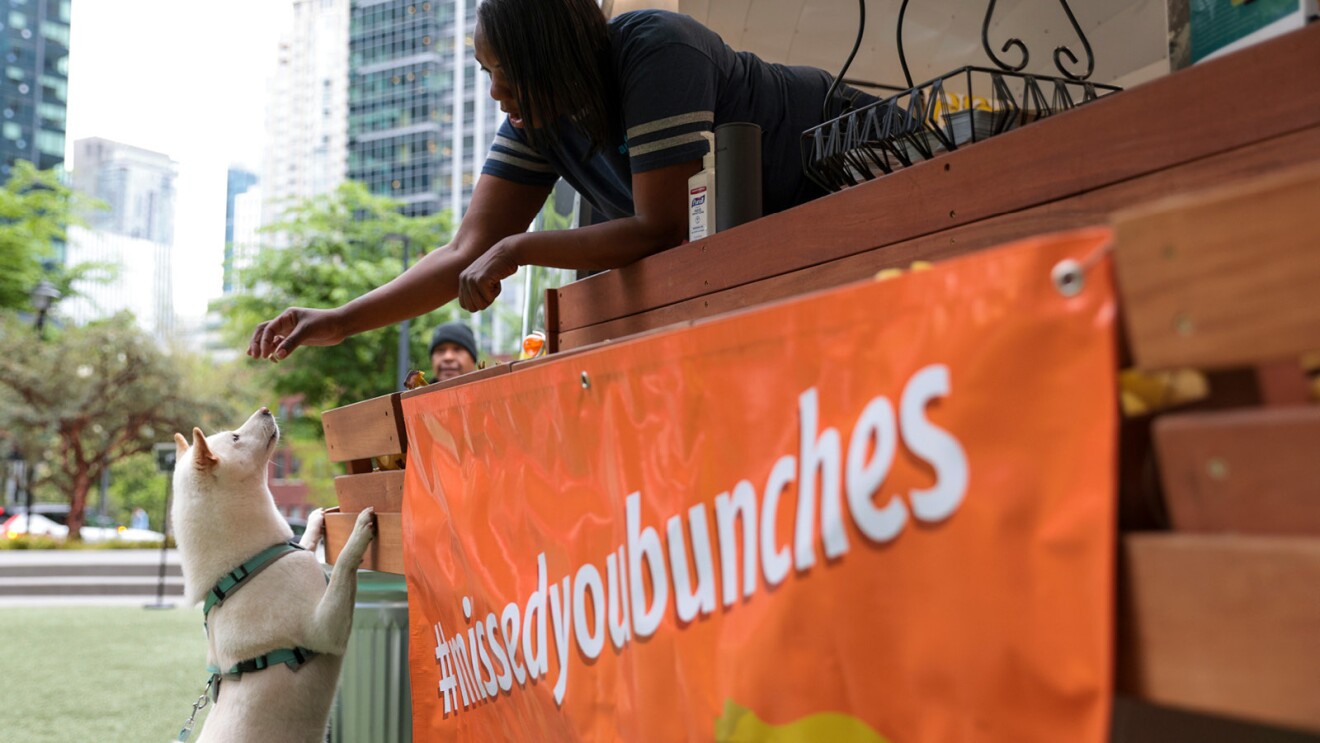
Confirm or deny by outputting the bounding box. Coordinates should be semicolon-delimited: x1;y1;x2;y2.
248;306;348;362
458;237;523;312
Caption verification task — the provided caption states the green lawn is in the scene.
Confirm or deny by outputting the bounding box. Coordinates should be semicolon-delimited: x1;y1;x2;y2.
0;605;213;742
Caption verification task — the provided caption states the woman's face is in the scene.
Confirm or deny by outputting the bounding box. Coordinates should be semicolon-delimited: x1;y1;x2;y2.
473;20;526;128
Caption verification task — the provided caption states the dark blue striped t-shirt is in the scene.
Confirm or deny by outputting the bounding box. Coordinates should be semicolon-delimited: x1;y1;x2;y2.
480;9;844;221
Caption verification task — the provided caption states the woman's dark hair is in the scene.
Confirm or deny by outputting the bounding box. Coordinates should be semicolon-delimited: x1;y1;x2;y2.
477;0;616;153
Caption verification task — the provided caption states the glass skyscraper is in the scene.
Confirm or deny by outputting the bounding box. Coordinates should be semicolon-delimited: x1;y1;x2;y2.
347;0;501;218
223;167;259;294
0;0;71;178
262;0;349;230
71;137;177;245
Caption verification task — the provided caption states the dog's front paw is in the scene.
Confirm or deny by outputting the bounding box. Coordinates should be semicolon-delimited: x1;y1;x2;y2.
353;506;377;540
338;507;377;568
299;507;327;550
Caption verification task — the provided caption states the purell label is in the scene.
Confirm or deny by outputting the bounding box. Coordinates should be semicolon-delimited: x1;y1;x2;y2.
689;185;710;241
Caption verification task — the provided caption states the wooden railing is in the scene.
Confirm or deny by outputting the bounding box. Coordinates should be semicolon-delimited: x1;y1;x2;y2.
321;23;1320;740
549;23;1320;353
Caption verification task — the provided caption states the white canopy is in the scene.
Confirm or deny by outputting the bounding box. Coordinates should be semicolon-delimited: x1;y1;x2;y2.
603;0;1169;89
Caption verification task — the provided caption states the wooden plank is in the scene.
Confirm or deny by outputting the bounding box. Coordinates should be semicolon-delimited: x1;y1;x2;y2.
560;123;1320;350
321;392;406;463
544;286;560;354
1114;162;1320;370
1118;534;1320;732
532;320;695;366
344;459;374;475
1153;407;1320;536
324;508;404;575
333;470;405;513
1111;697;1320;743
399;362;510;401
1254;361;1314;407
509;336;602;374
551;24;1320;334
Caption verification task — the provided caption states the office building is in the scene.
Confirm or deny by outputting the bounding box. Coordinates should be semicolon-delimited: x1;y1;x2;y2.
0;0;70;178
71;137;177;244
62;225;174;344
64;137;178;344
262;0;350;228
347;0;503;218
223;167;259;294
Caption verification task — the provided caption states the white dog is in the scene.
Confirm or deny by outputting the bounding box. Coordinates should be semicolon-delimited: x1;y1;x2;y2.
172;407;376;743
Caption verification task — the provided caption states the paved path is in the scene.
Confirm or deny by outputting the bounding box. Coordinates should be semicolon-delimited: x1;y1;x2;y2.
0;548;185;607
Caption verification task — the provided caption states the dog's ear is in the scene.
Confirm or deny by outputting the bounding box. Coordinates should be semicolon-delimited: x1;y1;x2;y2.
191;427;219;470
174;432;189;457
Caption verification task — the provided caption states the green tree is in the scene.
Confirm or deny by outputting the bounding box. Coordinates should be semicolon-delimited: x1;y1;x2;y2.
0;160;111;312
107;452;163;531
219;181;457;411
0;314;231;539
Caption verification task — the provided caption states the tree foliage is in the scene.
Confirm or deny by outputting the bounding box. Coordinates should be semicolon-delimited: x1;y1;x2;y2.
218;181;458;411
107;452;164;531
0;160;110;312
0;314;233;538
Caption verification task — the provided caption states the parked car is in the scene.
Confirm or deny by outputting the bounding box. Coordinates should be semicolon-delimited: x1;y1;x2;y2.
2;505;164;543
2;512;67;539
0;502;88;526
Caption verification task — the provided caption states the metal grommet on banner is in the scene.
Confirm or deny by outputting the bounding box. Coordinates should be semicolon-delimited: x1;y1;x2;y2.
580;371;590;390
1051;239;1114;298
1051;259;1085;297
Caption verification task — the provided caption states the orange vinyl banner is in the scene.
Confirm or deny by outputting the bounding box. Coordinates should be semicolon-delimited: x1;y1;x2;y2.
401;228;1118;742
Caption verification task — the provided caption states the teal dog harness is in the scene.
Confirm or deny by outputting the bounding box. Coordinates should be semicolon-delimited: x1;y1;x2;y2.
177;539;320;740
202;540;317;698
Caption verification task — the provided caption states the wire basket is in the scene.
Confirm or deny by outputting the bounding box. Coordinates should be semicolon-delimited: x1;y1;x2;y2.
803;66;1122;192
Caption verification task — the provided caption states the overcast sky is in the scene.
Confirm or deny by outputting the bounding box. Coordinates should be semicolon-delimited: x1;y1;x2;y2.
64;0;293;322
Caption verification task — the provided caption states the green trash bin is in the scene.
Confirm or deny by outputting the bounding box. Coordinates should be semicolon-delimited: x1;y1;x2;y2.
331;570;412;743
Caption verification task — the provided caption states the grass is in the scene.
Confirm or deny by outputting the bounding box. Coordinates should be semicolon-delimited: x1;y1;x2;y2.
0;605;213;742
0;535;176;550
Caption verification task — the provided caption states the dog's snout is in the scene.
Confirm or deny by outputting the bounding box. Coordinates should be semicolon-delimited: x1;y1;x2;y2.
259;407;271;416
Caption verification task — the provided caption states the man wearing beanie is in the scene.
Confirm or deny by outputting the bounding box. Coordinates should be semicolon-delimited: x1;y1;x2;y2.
429;322;479;382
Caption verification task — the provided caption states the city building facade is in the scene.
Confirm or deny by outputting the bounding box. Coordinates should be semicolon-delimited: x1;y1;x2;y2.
347;0;503;219
71;137;177;244
262;0;350;229
62;225;174;343
64;137;178;344
0;0;70;178
223;167;259;294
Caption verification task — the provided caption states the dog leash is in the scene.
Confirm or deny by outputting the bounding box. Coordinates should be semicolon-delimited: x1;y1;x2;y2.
176;675;215;741
176;646;319;740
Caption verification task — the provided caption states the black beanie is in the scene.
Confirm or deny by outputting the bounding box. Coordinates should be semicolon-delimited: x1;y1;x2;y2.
428;322;478;364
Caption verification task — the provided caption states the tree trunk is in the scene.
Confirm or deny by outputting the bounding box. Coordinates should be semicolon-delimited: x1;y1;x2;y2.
66;471;92;541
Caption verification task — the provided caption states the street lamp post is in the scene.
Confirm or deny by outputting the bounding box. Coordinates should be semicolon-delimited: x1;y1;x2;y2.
22;279;61;534
383;233;413;391
30;278;60;340
145;442;177;610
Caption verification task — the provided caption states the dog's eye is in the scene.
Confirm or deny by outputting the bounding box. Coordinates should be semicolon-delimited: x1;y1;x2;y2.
231;433;240;443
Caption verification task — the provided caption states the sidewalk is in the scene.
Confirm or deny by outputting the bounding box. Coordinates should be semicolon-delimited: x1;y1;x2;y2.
0;548;184;607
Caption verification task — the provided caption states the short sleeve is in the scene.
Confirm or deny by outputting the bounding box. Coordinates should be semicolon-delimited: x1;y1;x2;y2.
480;119;560;188
619;42;716;173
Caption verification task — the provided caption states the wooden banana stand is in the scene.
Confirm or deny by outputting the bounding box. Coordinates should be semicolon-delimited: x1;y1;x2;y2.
322;23;1320;741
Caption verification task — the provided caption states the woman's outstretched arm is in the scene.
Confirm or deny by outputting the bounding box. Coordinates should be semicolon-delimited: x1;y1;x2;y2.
247;175;551;361
456;157;701;311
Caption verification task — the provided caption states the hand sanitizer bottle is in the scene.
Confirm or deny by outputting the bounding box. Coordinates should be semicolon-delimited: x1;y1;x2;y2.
688;131;717;242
